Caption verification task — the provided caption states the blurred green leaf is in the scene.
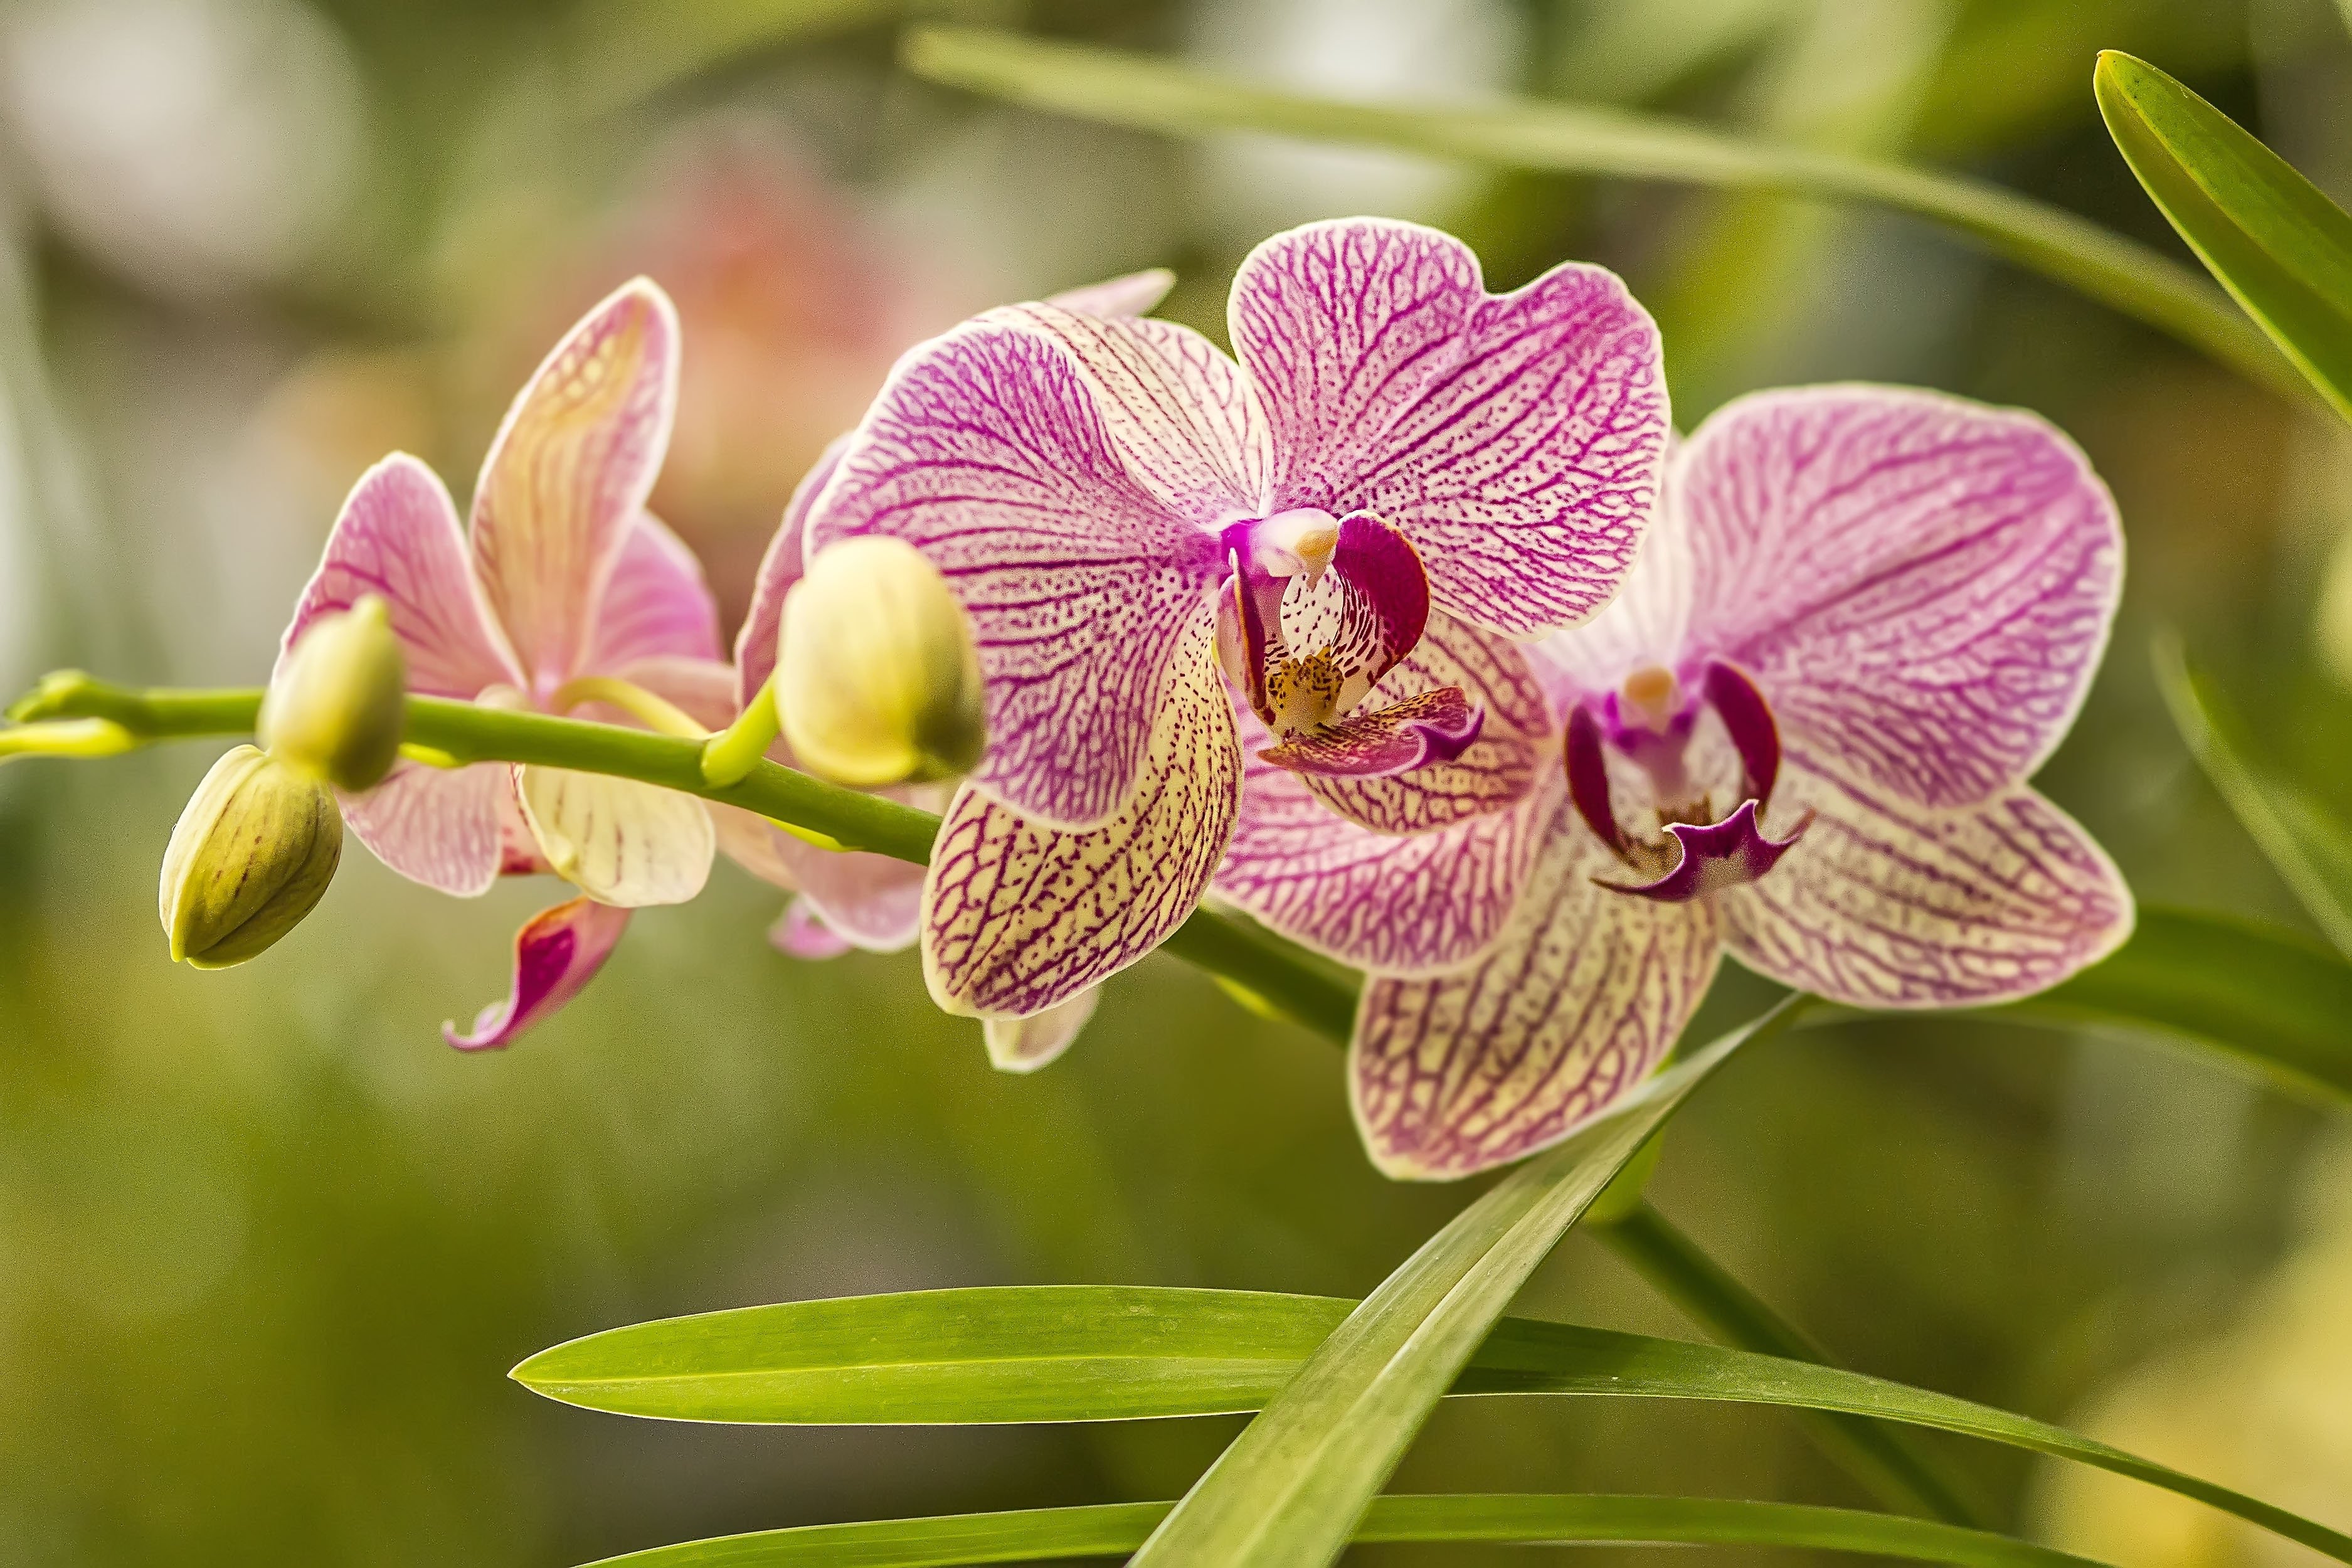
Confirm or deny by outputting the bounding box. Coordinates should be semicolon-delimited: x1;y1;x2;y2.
2150;632;2352;955
518;1281;2347;1562
2095;51;2352;423
899;26;2302;402
1122;999;1805;1568
576;1494;2107;1567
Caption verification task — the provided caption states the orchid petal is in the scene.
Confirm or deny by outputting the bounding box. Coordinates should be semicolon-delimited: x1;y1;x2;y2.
585;512;723;672
280;453;519;699
342;760;510;897
734;436;846;706
922;617;1239;1016
770;830;924;953
1678;386;2122;808
1042;268;1176;319
1717;756;2134;1007
1288;611;1551;834
1261;688;1482;778
513;765;715;908
805;317;1223;828
472;278;680;689
443;896;632;1051
1230;218;1667;637
606;653;739;731
770;898;854;961
982;987;1102;1074
1597;798;1809;903
1352;792;1721;1180
1217;760;1559;976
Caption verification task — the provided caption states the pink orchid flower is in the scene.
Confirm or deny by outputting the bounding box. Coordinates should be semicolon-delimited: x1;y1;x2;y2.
1219;384;2135;1179
280;278;749;1049
800;219;1670;1034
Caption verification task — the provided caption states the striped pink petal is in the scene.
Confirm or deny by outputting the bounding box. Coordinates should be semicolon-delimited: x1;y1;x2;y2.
1677;386;2121;808
1352;792;1721;1180
471;278;680;691
444;896;632;1051
342;760;510;898
922;616;1239;1016
586;511;723;672
1717;756;2132;1007
805;316;1225;829
1230;218;1667;637
735;435;845;707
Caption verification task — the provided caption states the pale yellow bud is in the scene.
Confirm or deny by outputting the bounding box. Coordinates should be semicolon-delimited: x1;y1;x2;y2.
159;744;342;968
776;537;987;787
261;595;406;791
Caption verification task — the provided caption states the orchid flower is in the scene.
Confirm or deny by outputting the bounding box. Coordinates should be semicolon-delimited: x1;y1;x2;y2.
1219;384;2134;1179
801;218;1670;1034
280;278;749;1049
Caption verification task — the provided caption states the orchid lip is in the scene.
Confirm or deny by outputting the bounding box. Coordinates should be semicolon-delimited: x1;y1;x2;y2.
1595;798;1812;903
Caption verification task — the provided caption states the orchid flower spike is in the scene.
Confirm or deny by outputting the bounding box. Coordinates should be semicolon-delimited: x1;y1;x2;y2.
1222;384;2134;1179
280;278;759;1049
798;220;1670;1040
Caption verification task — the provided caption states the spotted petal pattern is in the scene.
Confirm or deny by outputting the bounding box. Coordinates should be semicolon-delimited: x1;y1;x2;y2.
444;896;632;1051
1231;219;1668;637
1677;386;2121;808
923;619;1239;1017
472;279;679;688
1717;757;2132;1007
1352;793;1721;1180
1291;611;1552;834
808;319;1223;829
1218;761;1558;976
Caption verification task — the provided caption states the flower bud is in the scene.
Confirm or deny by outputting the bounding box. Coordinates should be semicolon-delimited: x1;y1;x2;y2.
159;744;343;968
776;536;987;787
261;595;406;791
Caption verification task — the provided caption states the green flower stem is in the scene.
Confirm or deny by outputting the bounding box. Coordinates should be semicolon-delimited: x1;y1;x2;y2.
899;26;2309;406
4;669;1977;1524
1594;1201;1988;1528
701;671;781;787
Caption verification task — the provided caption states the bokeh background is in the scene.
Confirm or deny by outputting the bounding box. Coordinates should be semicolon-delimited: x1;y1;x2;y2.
1;1;2349;1563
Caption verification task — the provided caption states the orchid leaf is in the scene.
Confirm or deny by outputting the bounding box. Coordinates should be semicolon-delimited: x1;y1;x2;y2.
2150;633;2352;956
575;1495;2106;1567
2095;51;2352;424
898;26;2299;403
516;1283;2348;1562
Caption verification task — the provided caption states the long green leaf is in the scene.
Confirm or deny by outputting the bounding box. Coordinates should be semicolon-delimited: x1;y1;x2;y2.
576;1495;2106;1567
2095;51;2352;423
2150;633;2352;955
898;26;2299;402
517;1284;2348;1562
2011;904;2352;1103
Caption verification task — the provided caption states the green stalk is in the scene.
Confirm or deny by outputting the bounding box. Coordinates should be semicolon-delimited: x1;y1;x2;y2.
898;27;2306;405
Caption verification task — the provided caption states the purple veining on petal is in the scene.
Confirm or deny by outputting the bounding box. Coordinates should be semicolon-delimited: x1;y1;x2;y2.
1703;659;1779;807
1230;218;1669;639
1261;687;1481;779
1350;792;1720;1181
1596;798;1809;903
1217;750;1558;975
1677;385;2122;808
1717;753;2134;1007
1563;703;1624;855
804;316;1223;829
445;896;633;1051
770;897;856;961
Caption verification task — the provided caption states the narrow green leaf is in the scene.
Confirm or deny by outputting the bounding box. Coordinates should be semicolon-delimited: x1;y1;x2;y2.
577;1494;2107;1567
516;1284;2351;1562
2012;905;2352;1104
898;26;2301;403
2151;632;2352;954
2095;51;2352;423
1131;999;1804;1568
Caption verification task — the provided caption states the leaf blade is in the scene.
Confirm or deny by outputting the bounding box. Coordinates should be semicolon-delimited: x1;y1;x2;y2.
577;1495;2107;1567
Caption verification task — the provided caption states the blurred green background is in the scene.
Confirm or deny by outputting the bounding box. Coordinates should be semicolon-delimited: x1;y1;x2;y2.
2;0;2350;1562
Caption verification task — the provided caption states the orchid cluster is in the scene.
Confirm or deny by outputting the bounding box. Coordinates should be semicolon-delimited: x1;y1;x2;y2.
246;218;2131;1180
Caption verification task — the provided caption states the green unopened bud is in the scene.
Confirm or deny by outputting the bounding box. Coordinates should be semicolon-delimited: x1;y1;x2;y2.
261;595;406;791
777;537;987;787
159;744;342;968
